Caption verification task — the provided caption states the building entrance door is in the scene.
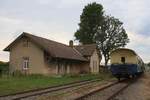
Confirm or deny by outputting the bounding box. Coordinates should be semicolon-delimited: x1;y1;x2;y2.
58;63;67;75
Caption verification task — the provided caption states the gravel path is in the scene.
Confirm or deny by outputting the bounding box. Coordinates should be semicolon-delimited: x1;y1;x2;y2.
113;72;150;100
37;80;115;100
23;79;116;100
80;82;128;100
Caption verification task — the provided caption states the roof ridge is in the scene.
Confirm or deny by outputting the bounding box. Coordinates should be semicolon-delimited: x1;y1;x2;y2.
23;32;69;47
74;43;97;47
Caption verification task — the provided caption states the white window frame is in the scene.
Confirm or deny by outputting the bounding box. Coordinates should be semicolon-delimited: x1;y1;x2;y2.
23;57;29;70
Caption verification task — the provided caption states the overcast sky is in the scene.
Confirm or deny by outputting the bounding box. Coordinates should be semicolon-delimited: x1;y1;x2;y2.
0;0;150;63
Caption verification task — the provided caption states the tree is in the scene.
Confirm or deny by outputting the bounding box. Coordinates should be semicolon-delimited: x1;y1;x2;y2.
0;61;9;76
148;62;150;66
94;15;129;66
74;2;104;44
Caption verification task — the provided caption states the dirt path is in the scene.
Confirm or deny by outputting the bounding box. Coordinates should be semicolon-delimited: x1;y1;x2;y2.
114;72;150;100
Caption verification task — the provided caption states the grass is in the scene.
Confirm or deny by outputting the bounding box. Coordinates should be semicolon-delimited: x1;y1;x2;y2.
0;72;113;96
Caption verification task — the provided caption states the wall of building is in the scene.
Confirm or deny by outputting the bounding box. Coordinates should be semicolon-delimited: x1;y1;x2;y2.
69;62;90;74
90;50;101;73
9;37;91;75
110;50;137;64
9;37;49;74
51;61;90;75
44;61;58;75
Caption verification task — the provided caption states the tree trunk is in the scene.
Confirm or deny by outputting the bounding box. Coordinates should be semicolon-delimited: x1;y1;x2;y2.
104;55;109;66
104;54;110;72
105;59;108;67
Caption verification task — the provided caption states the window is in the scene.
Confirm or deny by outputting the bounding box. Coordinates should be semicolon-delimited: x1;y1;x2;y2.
23;40;29;47
121;57;125;63
23;57;29;70
93;61;97;72
93;61;95;72
95;61;97;71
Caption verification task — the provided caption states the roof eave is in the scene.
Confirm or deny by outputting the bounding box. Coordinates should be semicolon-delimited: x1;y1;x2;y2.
54;56;88;62
3;48;9;51
3;32;28;52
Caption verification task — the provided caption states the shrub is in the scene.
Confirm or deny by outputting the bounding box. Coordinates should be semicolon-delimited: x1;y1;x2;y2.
12;70;24;77
0;62;9;76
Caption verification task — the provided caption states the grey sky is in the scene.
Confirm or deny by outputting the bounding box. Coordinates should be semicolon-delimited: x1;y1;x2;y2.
0;0;150;63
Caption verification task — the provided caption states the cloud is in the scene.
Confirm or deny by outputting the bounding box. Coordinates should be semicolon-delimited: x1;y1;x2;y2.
98;0;150;34
0;15;74;61
0;0;150;63
127;32;150;47
0;51;9;62
127;32;150;63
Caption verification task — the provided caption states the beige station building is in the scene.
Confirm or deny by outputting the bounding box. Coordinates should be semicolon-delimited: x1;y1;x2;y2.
4;32;101;75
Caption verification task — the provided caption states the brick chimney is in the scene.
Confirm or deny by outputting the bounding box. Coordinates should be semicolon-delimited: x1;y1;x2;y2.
69;40;73;48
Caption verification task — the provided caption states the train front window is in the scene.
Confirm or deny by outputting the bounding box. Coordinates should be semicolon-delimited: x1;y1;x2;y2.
121;57;125;63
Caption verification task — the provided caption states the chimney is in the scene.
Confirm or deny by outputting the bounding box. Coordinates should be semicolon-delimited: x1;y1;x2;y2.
69;40;73;48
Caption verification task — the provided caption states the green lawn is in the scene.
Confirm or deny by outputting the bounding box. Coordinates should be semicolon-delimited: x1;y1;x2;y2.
0;72;113;96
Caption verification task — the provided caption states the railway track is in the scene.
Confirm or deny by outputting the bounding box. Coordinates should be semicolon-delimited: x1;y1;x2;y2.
0;79;102;100
75;78;136;100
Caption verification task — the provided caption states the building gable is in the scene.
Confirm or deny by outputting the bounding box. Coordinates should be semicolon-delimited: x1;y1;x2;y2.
4;32;87;62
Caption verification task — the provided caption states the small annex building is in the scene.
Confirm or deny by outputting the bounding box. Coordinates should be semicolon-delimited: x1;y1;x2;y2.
4;32;101;75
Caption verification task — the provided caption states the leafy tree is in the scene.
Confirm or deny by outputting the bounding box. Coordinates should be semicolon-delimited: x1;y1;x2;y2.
74;2;129;66
74;2;104;44
94;15;129;66
148;62;150;66
0;61;9;74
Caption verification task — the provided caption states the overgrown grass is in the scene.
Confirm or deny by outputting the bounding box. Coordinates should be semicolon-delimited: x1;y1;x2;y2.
0;72;113;96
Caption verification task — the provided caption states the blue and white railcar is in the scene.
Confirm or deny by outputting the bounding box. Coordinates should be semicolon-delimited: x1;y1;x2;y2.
110;48;145;80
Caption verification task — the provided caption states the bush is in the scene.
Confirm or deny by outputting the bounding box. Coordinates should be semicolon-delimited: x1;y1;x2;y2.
12;70;24;77
0;62;9;77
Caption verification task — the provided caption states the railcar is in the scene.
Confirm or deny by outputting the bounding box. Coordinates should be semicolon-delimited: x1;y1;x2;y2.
110;48;145;80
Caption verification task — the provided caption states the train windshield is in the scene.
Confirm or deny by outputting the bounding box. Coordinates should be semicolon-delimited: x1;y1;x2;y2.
121;57;125;63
